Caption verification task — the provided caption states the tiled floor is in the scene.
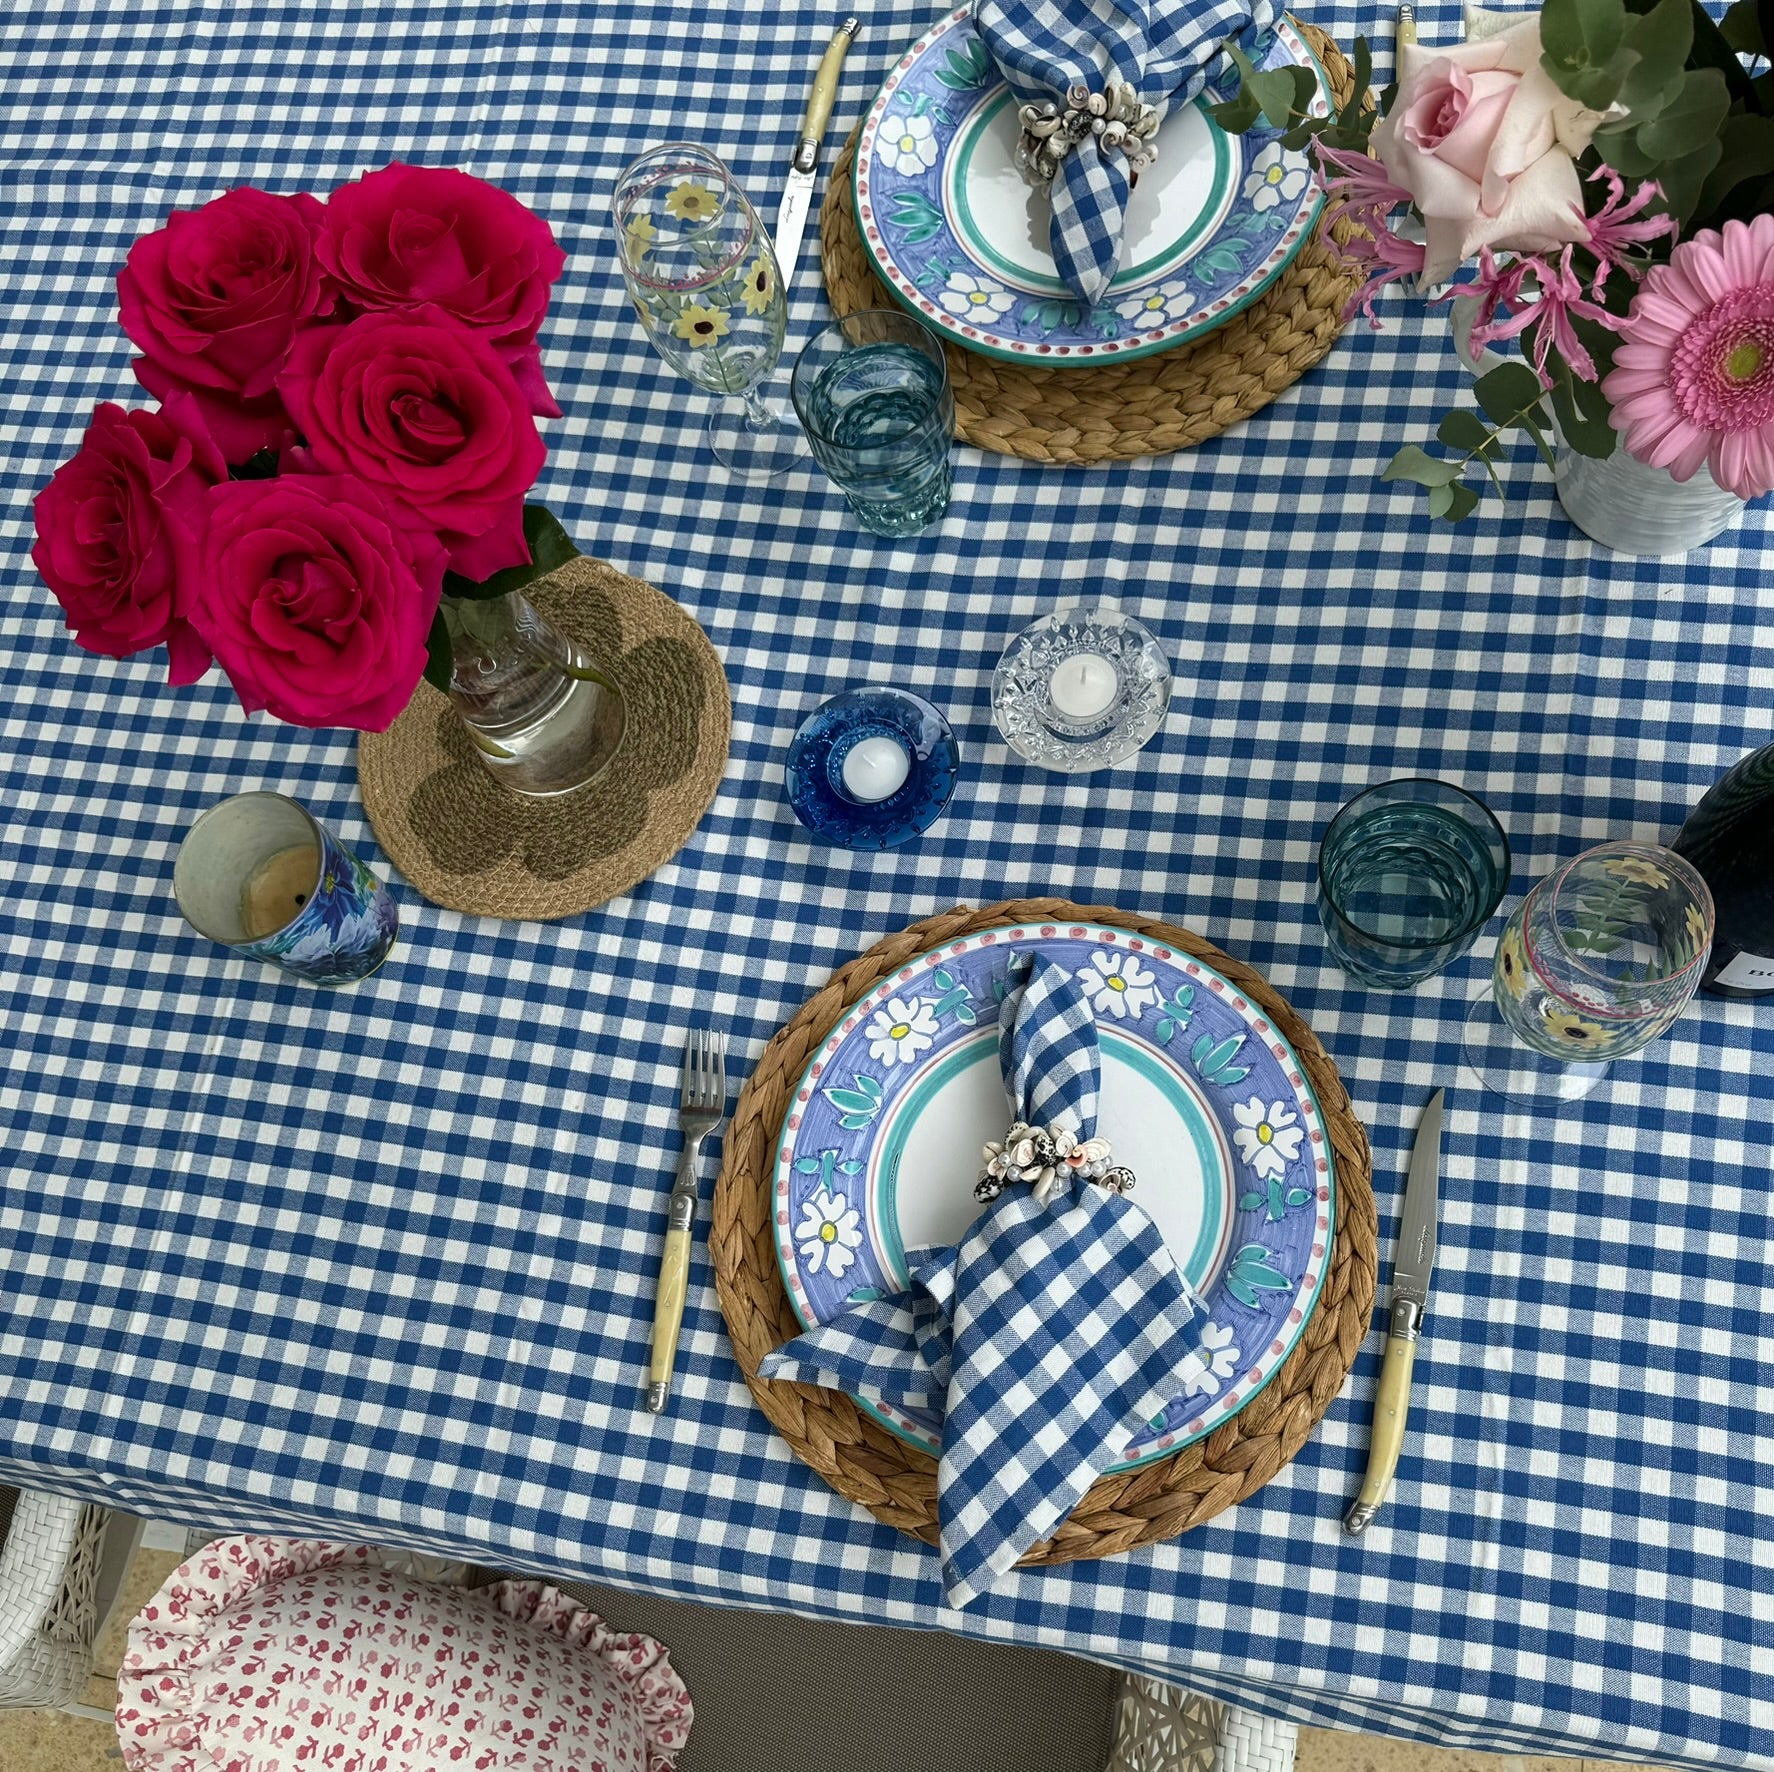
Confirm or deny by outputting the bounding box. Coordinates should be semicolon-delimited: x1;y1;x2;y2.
0;1548;1674;1772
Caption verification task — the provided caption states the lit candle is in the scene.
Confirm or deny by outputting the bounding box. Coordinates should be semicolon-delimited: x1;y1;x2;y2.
840;734;911;802
1049;652;1118;720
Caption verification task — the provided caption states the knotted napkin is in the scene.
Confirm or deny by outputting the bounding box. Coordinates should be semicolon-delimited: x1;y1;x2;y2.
760;950;1206;1608
976;0;1279;306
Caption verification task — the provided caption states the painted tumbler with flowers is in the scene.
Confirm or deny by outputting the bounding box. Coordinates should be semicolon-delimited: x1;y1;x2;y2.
31;164;582;731
1219;0;1774;521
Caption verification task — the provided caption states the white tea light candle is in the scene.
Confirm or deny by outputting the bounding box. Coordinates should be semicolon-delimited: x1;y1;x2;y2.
840;734;912;802
1048;652;1118;720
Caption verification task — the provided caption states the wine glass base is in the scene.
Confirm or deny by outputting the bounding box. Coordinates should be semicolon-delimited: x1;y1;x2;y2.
1461;991;1610;1106
707;400;806;480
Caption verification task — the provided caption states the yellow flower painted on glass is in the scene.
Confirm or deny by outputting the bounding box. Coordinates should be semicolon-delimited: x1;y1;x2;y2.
740;256;774;315
1497;923;1527;996
673;303;730;348
624;213;657;260
1603;855;1670;888
665;181;719;222
1542;1006;1609;1047
1684;902;1709;949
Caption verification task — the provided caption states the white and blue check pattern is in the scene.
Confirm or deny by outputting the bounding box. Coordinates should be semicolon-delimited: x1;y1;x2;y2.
0;0;1772;1764
975;0;1275;303
1000;948;1100;1132
763;950;1204;1605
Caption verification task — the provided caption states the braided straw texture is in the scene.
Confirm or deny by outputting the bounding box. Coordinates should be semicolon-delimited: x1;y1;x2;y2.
712;899;1377;1565
820;24;1364;464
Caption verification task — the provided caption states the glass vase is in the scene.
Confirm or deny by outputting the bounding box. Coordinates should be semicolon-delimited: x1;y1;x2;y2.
445;590;625;798
1554;443;1745;557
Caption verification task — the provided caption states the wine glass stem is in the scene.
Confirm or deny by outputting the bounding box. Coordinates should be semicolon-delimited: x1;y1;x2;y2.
741;387;774;432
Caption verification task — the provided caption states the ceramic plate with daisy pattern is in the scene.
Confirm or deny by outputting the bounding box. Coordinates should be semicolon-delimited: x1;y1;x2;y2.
852;9;1329;366
773;923;1336;1472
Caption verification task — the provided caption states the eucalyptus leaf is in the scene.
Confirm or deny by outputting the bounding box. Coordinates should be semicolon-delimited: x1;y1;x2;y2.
1426;479;1457;519
422;607;453;693
1677;0;1760;106
1541;0;1628;74
1659;136;1727;218
1568;46;1640;110
1437;409;1494;452
1638;68;1731;160
1473;360;1546;426
1442;481;1481;522
442;504;581;603
1619;0;1692;114
1551;374;1617;457
1209;87;1264;132
1722;0;1763;54
1382;444;1463;487
1696;112;1774;215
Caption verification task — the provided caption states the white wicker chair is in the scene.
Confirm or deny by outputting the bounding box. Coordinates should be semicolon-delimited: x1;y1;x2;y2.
1107;1676;1300;1772
0;1484;141;1720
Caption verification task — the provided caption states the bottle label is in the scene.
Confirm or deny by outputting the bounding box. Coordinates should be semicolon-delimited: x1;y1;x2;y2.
1714;950;1774;990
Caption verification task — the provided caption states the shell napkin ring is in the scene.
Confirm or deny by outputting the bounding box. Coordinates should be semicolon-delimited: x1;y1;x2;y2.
1013;79;1161;192
976;1121;1137;1208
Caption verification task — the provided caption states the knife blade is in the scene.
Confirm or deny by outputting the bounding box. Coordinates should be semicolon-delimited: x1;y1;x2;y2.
1344;1086;1443;1535
775;17;861;290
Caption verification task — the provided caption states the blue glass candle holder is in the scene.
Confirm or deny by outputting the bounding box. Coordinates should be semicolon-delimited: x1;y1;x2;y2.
174;792;398;985
785;688;960;851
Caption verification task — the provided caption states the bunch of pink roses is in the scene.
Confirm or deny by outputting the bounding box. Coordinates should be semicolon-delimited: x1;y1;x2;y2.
31;164;566;729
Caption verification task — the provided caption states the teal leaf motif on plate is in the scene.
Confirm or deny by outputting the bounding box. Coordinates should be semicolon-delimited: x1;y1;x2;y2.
794;1150;866;1194
1226;1243;1292;1308
1192;1031;1251;1086
1240;1175;1315;1223
929;964;976;1027
885;190;946;246
1192;242;1247;277
1086;308;1121;339
847;1285;889;1304
933;36;993;90
822;1071;884;1129
1154;984;1196;1045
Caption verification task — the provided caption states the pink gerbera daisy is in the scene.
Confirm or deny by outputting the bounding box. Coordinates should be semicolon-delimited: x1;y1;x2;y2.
1604;213;1774;500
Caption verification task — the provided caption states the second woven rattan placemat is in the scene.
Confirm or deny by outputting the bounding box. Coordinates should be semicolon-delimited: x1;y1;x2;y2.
713;898;1377;1566
821;22;1363;465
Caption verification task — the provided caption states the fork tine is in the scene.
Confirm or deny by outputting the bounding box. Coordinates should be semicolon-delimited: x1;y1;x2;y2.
711;1033;726;1106
694;1028;710;1109
680;1034;695;1111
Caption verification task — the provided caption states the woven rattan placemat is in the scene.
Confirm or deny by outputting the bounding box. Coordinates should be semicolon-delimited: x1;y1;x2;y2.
358;556;730;921
820;23;1363;464
713;898;1376;1565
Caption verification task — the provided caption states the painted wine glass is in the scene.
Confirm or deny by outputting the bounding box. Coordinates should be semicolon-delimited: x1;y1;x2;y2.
1463;842;1714;1105
612;143;803;478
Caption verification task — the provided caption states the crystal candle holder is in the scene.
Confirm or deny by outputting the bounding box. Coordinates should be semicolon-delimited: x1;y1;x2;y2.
992;609;1172;772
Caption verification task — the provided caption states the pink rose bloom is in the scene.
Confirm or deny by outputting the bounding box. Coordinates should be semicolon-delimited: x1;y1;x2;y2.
118;187;331;463
317;163;567;418
1372;19;1602;286
192;475;447;731
31;394;224;684
278;305;545;580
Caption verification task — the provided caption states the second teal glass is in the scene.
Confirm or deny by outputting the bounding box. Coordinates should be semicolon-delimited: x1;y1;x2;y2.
1317;778;1510;989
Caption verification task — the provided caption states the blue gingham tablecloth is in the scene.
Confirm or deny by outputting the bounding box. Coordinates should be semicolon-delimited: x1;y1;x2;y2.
0;1;1770;1765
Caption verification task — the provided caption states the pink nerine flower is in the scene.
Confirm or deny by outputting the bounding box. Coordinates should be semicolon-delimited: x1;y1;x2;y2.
1313;143;1412;235
1604;214;1774;500
1583;167;1677;296
1330;214;1427;328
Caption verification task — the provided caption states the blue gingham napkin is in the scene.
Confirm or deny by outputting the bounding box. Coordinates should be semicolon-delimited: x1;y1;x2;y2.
975;0;1278;306
760;952;1206;1608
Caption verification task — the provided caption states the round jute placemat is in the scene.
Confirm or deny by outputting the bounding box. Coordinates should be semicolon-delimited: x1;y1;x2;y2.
821;23;1364;465
358;556;730;921
712;898;1376;1564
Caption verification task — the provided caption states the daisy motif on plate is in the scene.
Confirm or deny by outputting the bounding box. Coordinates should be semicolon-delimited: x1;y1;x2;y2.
1076;949;1160;1019
1178;1321;1241;1397
1232;1097;1303;1178
1114;285;1193;331
937;271;1015;321
796;1190;863;1278
865;995;939;1066
879;111;939;176
1243;141;1309;213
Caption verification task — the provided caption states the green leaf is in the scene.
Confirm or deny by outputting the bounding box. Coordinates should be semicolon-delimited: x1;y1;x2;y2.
1441;481;1482;522
1697;112;1774;216
442;504;580;602
1567;46;1641;111
1550;373;1618;458
1473;360;1545;424
1209;86;1265;133
227;447;281;481
1541;0;1628;74
1437;410;1494;452
422;606;453;693
1382;444;1463;488
1722;0;1764;54
1620;0;1693;114
1659;136;1727;218
1637;67;1731;159
1340;35;1373;131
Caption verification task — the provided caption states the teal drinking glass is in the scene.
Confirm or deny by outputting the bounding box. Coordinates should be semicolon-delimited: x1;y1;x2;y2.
1317;778;1510;989
790;309;954;537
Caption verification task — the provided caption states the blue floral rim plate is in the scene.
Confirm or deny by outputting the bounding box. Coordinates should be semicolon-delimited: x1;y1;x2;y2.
852;9;1329;367
773;922;1337;1471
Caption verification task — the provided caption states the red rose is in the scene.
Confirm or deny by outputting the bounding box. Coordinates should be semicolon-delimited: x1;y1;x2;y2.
277;306;545;580
316;163;566;417
191;476;446;731
31;394;225;684
118;187;331;462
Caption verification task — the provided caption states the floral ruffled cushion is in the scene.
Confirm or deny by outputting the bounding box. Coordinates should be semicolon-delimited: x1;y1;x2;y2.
116;1536;692;1772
